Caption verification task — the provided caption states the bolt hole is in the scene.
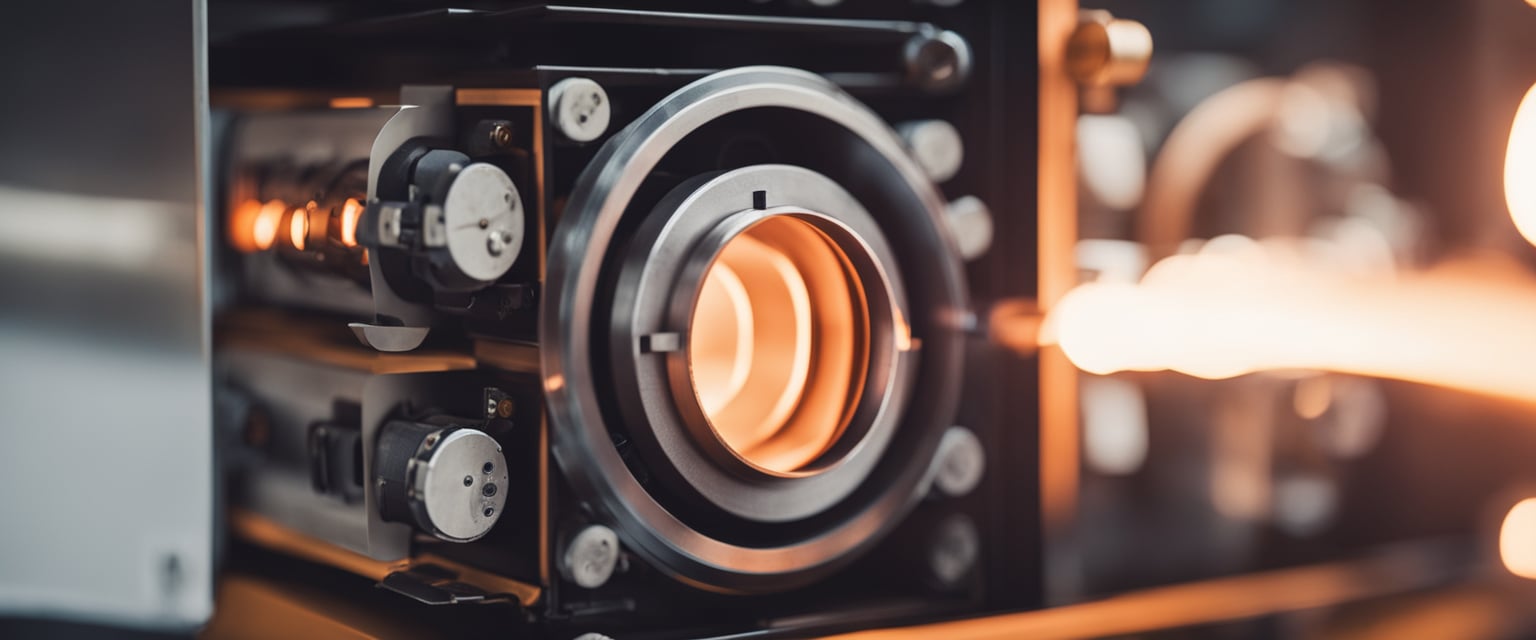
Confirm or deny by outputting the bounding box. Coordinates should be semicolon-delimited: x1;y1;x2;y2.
578;114;589;124
463;475;473;487
483;507;495;518
482;483;497;497
482;462;494;474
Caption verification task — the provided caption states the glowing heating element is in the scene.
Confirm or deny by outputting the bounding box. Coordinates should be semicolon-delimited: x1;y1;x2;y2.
1505;82;1536;247
288;206;310;251
1502;498;1536;579
1045;238;1536;404
689;216;869;474
339;198;364;247
228;199;287;252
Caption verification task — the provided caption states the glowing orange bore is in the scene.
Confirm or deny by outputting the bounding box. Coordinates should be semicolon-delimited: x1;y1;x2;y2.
687;216;870;474
229;199;288;252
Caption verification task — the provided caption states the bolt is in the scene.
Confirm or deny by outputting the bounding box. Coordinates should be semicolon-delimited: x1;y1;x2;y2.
562;524;620;589
549;77;612;143
943;196;993;261
490;122;514;149
928;514;979;589
496;398;514;419
904;30;972;94
931;426;985;498
898;120;965;183
487;231;507;256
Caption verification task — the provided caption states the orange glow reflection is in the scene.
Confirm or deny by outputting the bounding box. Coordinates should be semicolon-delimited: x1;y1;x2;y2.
1501;498;1536;579
688;216;868;473
1506;82;1536;247
329;96;374;109
288;207;309;250
339;198;363;247
229;199;286;252
1046;237;1536;404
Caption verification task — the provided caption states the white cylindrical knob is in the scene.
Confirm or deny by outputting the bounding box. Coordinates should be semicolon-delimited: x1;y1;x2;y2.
549;77;612;143
944;196;993;261
898;120;965;183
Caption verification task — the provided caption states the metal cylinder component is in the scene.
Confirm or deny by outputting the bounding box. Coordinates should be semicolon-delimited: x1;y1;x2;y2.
927;513;979;589
435;163;525;287
898;120;965;183
931;426;985;498
1067;11;1153;89
562;525;621;589
374;422;509;543
903;30;972;93
944;195;993;261
549;77;612;143
545;67;967;594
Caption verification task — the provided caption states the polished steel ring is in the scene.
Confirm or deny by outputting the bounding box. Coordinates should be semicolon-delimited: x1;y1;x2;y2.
543;66;967;593
611;165;914;523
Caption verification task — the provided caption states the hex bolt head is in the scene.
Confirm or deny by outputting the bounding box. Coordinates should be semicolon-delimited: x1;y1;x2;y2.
931;426;986;498
898;120;965;183
903;30;973;94
549;77;612;143
562;524;621;589
490;122;514;148
928;514;980;589
944;196;994;261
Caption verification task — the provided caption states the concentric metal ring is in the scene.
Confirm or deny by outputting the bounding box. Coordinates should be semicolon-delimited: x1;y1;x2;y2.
542;66;968;593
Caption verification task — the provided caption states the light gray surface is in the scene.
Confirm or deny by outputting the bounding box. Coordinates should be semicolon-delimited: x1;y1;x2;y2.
0;0;212;629
416;429;508;542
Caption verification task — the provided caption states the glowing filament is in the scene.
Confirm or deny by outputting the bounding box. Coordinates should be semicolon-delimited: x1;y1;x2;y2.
289;207;309;250
339;198;363;247
1501;498;1536;579
1506;82;1536;247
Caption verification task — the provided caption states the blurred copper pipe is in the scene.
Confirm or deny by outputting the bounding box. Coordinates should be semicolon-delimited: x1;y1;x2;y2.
1038;0;1082;591
1137;79;1287;261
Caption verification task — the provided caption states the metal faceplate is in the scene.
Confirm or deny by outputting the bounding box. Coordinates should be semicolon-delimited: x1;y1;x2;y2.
542;66;969;593
408;428;509;543
440;163;525;284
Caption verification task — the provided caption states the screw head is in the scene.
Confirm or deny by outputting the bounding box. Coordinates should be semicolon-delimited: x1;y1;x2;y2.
490;122;514;148
562;525;621;589
549;77;612;143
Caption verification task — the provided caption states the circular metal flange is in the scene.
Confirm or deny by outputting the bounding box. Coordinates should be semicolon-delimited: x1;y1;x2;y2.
438;163;524;286
542;66;969;593
611;165;913;523
406;428;509;542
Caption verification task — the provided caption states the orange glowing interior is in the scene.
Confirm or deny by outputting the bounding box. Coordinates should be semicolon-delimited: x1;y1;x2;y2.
688;216;870;473
1505;82;1536;247
1502;498;1536;579
229;199;288;252
288;206;309;251
339;198;363;247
